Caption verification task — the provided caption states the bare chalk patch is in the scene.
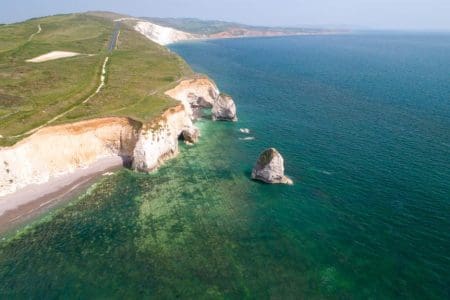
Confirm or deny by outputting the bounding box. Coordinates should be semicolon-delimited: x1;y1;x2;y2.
26;51;82;63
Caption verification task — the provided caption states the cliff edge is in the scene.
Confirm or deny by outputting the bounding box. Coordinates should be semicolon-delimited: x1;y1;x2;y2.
0;77;229;202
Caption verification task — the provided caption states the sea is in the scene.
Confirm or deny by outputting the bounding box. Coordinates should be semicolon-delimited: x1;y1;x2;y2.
1;33;449;299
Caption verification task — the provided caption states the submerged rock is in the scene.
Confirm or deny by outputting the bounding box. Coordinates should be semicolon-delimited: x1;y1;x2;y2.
181;126;200;144
251;148;293;185
212;94;237;122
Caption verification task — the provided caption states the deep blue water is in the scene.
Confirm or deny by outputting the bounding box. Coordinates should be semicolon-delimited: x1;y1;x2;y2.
170;34;450;298
0;33;449;299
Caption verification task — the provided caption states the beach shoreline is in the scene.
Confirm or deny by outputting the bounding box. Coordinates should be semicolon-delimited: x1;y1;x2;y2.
0;157;124;235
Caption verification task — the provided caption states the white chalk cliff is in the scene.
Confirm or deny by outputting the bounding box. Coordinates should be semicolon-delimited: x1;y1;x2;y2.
0;117;140;197
132;105;194;172
165;77;219;109
134;21;199;45
0;77;231;198
166;77;237;122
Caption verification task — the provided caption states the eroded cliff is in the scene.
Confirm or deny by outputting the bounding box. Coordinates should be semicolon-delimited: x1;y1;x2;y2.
132;104;194;172
0;117;141;197
0;77;229;199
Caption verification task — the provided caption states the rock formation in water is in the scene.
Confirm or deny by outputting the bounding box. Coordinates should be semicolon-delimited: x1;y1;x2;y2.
212;94;237;122
166;76;238;122
181;126;200;144
251;148;293;185
165;77;219;119
165;78;219;108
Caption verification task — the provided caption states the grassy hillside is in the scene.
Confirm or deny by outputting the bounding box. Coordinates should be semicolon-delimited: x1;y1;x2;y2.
58;24;192;124
0;13;192;146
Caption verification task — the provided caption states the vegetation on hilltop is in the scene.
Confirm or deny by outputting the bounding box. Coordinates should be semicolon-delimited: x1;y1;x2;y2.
0;13;192;146
58;24;192;124
85;11;130;21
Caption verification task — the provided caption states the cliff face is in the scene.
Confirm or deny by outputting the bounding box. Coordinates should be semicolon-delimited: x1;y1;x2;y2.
0;118;141;197
0;77;222;198
212;94;238;122
167;78;238;122
133;19;337;46
134;21;199;45
165;77;219;109
132;105;193;172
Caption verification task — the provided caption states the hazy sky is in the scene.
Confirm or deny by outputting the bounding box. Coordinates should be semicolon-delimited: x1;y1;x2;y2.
1;0;450;30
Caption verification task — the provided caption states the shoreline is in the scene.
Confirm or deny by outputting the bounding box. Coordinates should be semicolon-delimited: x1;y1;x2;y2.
0;157;124;235
0;19;236;235
166;31;350;46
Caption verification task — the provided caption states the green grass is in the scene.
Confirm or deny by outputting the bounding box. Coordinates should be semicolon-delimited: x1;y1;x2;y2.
59;25;192;124
0;13;192;146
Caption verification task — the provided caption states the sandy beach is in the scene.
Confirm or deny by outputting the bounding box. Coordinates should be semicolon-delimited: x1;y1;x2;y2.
0;157;125;234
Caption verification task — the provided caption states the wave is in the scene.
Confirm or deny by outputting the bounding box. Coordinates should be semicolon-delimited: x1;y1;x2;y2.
311;168;333;175
239;137;255;141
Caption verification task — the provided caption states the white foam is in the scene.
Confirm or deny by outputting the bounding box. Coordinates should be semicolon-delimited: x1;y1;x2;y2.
311;168;333;175
239;128;250;134
239;137;255;141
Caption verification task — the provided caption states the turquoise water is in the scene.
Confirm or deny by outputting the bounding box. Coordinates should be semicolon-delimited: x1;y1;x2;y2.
1;34;450;298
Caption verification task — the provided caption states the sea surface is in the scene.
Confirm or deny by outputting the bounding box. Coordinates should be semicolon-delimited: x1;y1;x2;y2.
1;33;450;299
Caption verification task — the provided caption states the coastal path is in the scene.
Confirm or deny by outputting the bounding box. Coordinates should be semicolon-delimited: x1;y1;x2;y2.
7;22;122;140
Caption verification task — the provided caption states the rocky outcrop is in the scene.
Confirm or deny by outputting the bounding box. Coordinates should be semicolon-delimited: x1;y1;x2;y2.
251;148;293;185
212;94;237;121
132;104;193;172
165;77;219;110
181;126;200;144
166;77;238;122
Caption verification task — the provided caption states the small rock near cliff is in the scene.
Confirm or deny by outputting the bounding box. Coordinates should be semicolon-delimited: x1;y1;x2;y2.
181;126;200;144
188;93;213;109
251;148;293;185
212;94;237;122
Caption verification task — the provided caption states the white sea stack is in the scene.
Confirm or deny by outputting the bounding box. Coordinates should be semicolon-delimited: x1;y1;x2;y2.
212;94;237;122
251;148;293;185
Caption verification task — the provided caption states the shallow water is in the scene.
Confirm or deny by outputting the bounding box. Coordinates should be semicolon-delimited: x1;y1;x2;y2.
1;33;450;299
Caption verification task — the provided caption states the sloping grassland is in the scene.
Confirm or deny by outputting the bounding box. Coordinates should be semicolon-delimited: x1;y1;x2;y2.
0;13;192;146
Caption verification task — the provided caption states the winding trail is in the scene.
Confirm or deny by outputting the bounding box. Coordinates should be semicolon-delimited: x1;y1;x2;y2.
28;24;41;41
11;56;110;139
7;23;121;140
